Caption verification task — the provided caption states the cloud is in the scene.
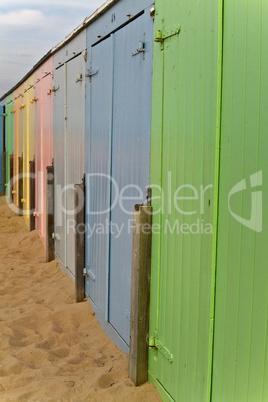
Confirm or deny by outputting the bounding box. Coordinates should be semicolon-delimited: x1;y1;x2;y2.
0;0;105;97
0;0;103;12
0;9;45;27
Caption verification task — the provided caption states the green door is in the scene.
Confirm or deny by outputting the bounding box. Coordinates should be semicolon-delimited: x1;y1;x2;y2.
148;0;221;400
211;0;268;401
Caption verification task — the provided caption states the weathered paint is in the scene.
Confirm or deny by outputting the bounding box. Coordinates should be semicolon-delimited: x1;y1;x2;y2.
34;58;53;248
22;74;35;229
53;29;86;278
4;93;14;198
148;0;220;400
211;1;268;400
0;105;3;194
85;0;154;352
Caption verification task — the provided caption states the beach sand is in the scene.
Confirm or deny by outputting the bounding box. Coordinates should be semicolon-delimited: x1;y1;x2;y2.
0;197;161;401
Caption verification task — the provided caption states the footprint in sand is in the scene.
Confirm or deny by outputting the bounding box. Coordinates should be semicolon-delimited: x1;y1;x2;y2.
51;347;70;359
97;373;116;389
93;354;107;367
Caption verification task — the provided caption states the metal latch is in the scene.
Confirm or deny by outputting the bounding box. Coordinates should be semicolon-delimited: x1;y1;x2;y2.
84;267;96;281
83;268;88;277
149;337;173;363
86;68;99;78
88;270;96;281
132;41;145;57
155;25;181;42
76;73;83;83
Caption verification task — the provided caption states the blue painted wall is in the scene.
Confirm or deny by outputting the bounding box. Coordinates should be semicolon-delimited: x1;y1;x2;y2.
85;0;154;352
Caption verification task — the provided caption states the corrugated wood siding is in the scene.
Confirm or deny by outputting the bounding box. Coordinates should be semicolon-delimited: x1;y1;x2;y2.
212;0;268;400
148;0;220;400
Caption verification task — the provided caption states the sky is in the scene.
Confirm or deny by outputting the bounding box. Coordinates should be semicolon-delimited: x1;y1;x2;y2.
0;0;105;97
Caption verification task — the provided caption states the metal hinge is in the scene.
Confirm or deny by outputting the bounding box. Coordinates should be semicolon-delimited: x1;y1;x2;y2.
51;85;60;93
149;337;173;363
150;6;155;19
147;187;152;206
86;68;99;78
155;25;181;42
52;233;60;241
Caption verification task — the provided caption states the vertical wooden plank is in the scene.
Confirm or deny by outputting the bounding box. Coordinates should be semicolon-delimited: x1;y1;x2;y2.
46;165;55;262
10;154;14;203
75;179;85;303
2;151;6;196
148;0;220;399
212;0;268;400
18;155;23;216
29;160;35;231
129;205;152;386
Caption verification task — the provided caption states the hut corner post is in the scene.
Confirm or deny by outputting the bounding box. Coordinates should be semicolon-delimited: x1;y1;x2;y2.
129;205;152;386
74;178;85;303
46;165;55;262
29;160;35;231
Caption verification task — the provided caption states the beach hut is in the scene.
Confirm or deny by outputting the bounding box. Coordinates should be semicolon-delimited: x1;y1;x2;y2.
84;0;154;353
148;0;268;400
0;105;4;194
4;94;14;199
13;85;25;209
52;31;86;279
21;74;35;230
34;56;54;247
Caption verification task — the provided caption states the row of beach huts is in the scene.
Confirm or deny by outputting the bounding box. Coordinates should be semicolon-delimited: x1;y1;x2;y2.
0;0;267;401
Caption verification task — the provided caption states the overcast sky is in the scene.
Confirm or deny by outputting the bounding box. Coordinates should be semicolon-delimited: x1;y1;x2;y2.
0;0;104;97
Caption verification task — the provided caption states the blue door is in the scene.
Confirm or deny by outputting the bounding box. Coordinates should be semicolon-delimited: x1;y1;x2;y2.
54;64;66;267
86;36;113;319
85;8;153;350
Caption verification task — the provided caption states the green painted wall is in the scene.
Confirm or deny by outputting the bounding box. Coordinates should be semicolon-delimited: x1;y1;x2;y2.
149;0;268;401
148;0;221;400
5;93;14;198
211;0;268;400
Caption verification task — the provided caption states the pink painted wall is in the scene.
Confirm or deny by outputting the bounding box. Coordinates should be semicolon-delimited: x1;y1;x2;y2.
13;84;25;207
34;57;53;248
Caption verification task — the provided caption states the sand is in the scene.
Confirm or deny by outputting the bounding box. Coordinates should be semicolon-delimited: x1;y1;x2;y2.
0;197;161;402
